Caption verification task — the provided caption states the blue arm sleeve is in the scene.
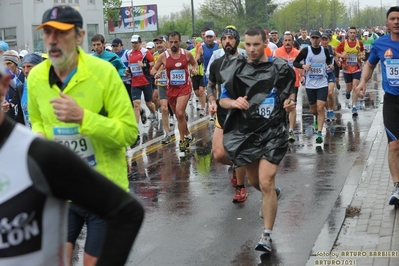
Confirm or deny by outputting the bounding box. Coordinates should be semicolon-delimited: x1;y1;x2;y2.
368;46;379;66
220;84;232;99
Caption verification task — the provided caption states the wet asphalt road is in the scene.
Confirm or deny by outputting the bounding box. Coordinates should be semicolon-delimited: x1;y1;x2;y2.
119;72;383;266
68;71;383;265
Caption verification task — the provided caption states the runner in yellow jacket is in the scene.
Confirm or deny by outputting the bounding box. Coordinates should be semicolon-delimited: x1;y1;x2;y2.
28;47;137;190
27;5;138;265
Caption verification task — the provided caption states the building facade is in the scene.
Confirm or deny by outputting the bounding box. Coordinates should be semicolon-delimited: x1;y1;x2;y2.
0;0;104;53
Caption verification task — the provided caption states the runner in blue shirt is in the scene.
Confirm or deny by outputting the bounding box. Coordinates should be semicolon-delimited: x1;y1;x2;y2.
355;6;399;207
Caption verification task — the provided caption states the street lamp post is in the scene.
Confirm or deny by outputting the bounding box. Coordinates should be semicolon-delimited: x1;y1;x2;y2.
265;0;269;29
191;0;195;34
131;0;135;34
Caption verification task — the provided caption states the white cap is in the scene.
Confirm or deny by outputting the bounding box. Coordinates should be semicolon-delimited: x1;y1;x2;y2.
205;30;215;37
19;50;28;58
105;45;112;51
130;34;141;42
146;42;155;48
363;31;369;36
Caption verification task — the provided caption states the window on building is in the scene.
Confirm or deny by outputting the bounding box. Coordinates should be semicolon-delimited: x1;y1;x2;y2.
61;0;65;3
54;0;58;3
68;0;72;3
32;26;44;52
75;0;79;3
89;0;95;4
0;28;17;49
87;24;98;52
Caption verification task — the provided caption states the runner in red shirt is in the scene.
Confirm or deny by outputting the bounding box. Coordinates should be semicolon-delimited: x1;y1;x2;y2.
151;31;198;152
127;35;157;128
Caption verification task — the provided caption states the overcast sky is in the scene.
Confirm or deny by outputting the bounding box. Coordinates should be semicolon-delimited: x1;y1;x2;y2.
122;0;399;18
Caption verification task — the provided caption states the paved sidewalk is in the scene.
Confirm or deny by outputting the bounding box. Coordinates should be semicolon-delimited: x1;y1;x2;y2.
307;107;399;266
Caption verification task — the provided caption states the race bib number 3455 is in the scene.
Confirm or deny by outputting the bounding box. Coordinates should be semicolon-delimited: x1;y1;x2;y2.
53;126;97;167
170;69;186;85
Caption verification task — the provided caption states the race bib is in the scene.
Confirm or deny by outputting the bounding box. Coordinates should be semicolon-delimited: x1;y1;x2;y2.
53;126;97;167
347;54;358;65
158;70;167;86
21;102;31;129
258;97;275;119
130;63;143;76
170;69;186;85
364;44;371;51
386;59;399;87
309;63;323;79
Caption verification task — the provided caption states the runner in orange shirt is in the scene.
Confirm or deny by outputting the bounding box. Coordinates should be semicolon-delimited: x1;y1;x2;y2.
336;26;366;117
273;32;302;141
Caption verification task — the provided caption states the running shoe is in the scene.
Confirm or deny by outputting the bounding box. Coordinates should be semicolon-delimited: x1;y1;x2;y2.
185;135;195;144
232;187;247;203
313;120;318;131
149;112;159;125
199;109;206;117
179;139;188;152
185;112;189;122
326;110;335;122
230;170;237;187
352;106;358;117
389;185;399;206
288;130;295;142
140;109;147;124
148;112;156;120
169;115;175;127
345;91;351;100
336;82;341;90
276;187;282;200
255;233;273;253
316;133;323;144
161;134;171;144
330;110;336;121
209;115;214;121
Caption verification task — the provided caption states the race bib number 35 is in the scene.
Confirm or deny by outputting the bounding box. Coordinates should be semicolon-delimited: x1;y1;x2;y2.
386;59;399;87
170;69;186;85
53;126;97;167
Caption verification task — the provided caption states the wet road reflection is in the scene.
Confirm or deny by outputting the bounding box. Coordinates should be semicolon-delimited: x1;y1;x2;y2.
123;72;383;266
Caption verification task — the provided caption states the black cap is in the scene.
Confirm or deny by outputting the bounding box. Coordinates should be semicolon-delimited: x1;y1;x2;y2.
310;31;321;38
36;5;83;31
321;34;329;39
153;35;166;42
112;38;123;46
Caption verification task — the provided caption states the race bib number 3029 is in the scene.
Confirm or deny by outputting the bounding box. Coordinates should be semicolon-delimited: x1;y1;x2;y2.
53;126;97;167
